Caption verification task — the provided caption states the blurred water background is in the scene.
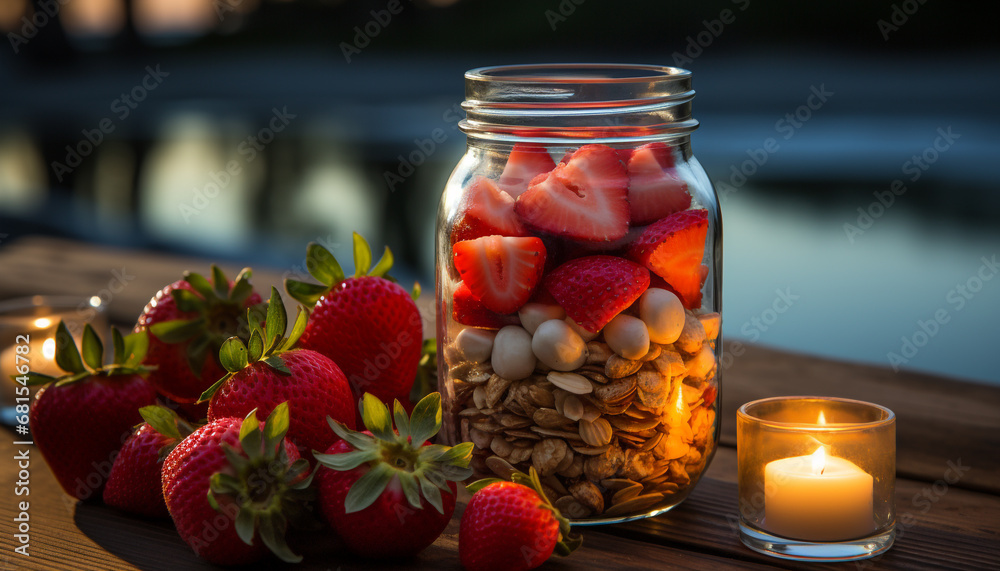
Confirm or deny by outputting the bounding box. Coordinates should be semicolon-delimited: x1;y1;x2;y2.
1;0;997;383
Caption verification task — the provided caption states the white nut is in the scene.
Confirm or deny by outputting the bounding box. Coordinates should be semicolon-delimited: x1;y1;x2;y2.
454;328;496;364
639;288;685;345
531;319;587;371
565;318;599;342
603;314;650;360
491;325;536;381
518;303;566;335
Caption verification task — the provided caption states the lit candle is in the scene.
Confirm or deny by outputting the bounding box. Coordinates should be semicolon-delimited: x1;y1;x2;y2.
764;441;875;541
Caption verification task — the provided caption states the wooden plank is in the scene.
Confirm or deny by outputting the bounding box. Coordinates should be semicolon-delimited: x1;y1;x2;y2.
720;344;1000;494
598;446;1000;571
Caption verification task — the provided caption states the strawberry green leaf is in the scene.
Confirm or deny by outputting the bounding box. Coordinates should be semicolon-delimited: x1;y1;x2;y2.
411;281;421;301
360;393;394;441
392;399;410;442
263;355;290;375
312;449;378;471
418;475;444;514
183;271;216;300
170;289;203;313
80;324;103;371
123;330;149;368
306;242;344;287
369;246;394;278
149;318;205;344
234;506;256;546
264;287;286;352
210;472;243;496
437;464;474;482
247;329;264;363
408;392;442;446
263;402;290;452
284;458;313;487
198;374;228;403
140;405;183;440
21;373;57;386
111;327;126;366
278;306;308;352
240;419;263;463
211;265;229;298
344;462;393;513
465;478;504;495
219;337;249;373
229;268;254;304
240;409;260;441
53;371;92;387
284;280;328;306
352;232;372;277
438;441;474;467
54;321;85;374
258;512;301;563
397;472;422;509
326;418;376;451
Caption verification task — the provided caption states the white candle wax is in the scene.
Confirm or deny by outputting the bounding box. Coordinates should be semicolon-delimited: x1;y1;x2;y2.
764;447;875;541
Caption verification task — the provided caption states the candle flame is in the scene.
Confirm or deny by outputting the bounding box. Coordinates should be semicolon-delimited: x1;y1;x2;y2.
34;317;52;329
811;446;827;475
817;410;827;425
42;338;56;360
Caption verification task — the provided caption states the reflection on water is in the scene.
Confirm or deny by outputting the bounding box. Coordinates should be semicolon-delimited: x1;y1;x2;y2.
721;189;1000;385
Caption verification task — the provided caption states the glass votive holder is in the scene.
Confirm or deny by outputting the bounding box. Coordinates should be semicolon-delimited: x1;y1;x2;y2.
0;295;109;423
737;396;895;562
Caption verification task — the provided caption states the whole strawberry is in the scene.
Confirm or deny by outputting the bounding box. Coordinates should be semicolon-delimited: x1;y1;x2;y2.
26;323;158;500
314;392;473;558
460;468;581;571
202;287;356;458
162;403;312;565
135;266;263;403
286;233;423;405
103;405;199;518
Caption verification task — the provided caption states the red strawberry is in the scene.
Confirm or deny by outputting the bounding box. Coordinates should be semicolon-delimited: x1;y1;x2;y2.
544;255;650;332
286;234;423;405
162;404;312;565
451;176;528;244
626;142;690;225
26;323;157;500
103;406;199;518
136;266;263;403
452;281;519;329
460;468;581;571
453;235;546;314
203;288;356;460
627;209;709;309
497;143;557;198
514;144;629;242
315;393;473;558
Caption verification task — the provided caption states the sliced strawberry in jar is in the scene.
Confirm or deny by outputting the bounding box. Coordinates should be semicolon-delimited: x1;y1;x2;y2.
544;255;650;333
452;282;519;329
497;143;557;198
627;142;690;225
514;144;629;242
452;235;547;314
627;209;708;310
451;176;527;244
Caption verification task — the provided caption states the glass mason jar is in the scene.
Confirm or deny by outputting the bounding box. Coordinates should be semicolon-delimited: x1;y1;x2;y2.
435;64;721;524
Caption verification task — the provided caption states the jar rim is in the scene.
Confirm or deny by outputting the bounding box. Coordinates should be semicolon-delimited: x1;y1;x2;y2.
737;396;896;431
465;63;692;84
461;63;698;143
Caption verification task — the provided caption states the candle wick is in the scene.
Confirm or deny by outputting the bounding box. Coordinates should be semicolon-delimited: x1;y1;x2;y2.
820;466;825;475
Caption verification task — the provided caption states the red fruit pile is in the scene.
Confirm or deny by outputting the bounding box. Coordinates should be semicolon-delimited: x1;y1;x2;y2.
448;142;712;333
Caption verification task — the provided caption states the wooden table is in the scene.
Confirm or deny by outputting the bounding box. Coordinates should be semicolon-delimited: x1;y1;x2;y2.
1;237;998;570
